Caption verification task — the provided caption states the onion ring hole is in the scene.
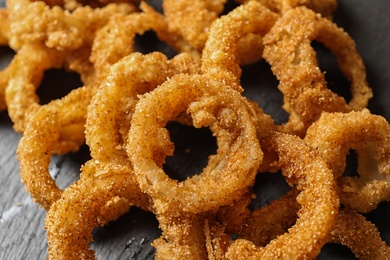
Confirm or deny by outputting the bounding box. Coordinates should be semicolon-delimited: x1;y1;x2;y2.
312;41;352;103
163;121;217;182
36;69;83;105
134;30;177;59
91;207;161;258
241;60;289;126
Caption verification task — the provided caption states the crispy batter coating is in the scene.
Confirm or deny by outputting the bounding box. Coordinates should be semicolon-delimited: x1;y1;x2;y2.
263;6;372;136
86;52;200;166
220;133;339;259
0;9;9;45
236;0;337;18
90;2;170;81
17;86;94;210
5;43;66;132
128;73;263;216
163;0;226;54
6;0;136;50
201;1;278;90
46;160;152;260
328;208;390;259
2;0;389;258
305;109;390;212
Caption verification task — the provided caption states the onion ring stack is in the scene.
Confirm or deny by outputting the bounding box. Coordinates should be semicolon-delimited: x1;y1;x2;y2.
0;0;388;259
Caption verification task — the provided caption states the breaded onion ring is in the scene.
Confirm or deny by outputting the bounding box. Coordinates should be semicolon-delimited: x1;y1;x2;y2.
5;44;65;132
90;2;169;81
239;188;300;247
328;208;390;259
5;43;95;133
208;132;338;259
127;73;262;216
86;52;199;168
201;0;278;90
162;0;227;55
262;6;372;136
17;86;94;210
238;188;390;259
305;109;390;212
236;0;337;18
6;0;136;50
46;159;152;260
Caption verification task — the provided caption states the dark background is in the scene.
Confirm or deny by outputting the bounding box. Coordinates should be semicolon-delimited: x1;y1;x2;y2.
0;0;389;259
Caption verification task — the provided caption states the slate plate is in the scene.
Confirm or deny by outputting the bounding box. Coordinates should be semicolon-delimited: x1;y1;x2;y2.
0;0;389;259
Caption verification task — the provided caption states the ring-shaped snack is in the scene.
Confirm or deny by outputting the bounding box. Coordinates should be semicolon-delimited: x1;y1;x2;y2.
46;159;152;260
235;188;390;259
90;1;170;82
4;42;96;133
127;73;262;216
328;208;390;259
6;0;136;50
17;86;94;210
86;51;200;166
201;0;278;90
207;132;338;259
262;6;372;136
5;43;66;132
236;0;337;18
162;0;227;56
304;109;390;212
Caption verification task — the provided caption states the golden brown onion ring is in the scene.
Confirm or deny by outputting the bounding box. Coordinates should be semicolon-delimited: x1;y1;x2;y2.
5;43;95;133
153;213;209;260
162;0;227;56
236;0;337;18
201;0;278;90
127;73;262;216
46;159;152;260
239;188;300;247
6;0;136;50
263;6;372;136
328;208;390;259
90;2;170;81
5;44;65;132
305;109;390;212
237;188;390;259
86;52;199;168
61;0;140;10
210;132;339;259
17;86;94;210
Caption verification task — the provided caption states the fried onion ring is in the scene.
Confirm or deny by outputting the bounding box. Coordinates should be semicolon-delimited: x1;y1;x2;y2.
90;1;170;81
127;73;262;216
236;0;337;18
5;43;95;133
328;208;390;259
6;0;136;50
207;132;338;259
5;43;65;132
201;0;278;90
237;188;390;259
305;109;390;212
46;159;152;260
262;6;372;136
17;86;94;210
86;52;199;168
162;0;227;56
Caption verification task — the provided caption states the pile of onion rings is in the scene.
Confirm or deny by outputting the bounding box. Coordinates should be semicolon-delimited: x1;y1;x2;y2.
1;0;389;259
